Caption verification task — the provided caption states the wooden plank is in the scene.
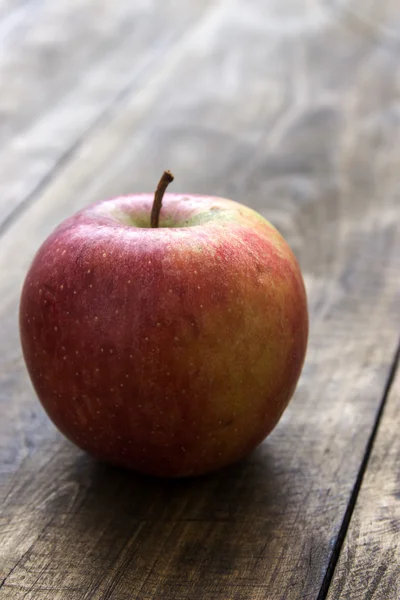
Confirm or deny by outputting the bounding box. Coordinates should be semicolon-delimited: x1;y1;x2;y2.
1;0;400;598
326;356;400;600
0;0;160;143
0;0;213;228
0;0;212;144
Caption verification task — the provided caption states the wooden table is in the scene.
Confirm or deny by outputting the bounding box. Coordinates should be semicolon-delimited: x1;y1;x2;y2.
1;1;399;598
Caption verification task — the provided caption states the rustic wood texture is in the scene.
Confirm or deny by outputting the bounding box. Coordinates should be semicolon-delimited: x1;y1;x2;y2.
0;0;213;228
327;359;400;600
1;0;400;599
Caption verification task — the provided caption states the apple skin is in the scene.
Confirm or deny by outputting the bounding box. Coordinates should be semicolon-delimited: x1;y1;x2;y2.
19;194;308;477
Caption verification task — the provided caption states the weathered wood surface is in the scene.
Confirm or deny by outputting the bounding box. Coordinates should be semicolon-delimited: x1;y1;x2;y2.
0;0;213;229
327;360;400;600
1;0;400;599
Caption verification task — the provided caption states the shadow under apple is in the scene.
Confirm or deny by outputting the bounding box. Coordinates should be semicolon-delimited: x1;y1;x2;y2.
44;442;293;598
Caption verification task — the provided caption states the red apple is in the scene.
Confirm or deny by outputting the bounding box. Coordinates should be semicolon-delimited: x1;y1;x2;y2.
19;172;308;477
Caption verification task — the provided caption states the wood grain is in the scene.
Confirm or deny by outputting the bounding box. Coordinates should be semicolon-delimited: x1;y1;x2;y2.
1;0;400;598
327;357;400;600
0;0;213;228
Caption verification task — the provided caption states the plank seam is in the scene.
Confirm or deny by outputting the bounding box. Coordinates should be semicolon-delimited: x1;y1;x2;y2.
317;337;400;600
0;2;217;239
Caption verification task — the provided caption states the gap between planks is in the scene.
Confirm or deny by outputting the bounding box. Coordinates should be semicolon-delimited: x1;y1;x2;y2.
318;339;400;600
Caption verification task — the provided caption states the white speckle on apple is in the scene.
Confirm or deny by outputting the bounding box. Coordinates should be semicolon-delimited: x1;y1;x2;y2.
194;270;198;275
63;356;67;361
89;284;93;288
168;289;173;293
145;337;149;341
200;304;203;308
60;284;64;290
174;337;179;342
29;282;32;287
156;322;161;327
100;348;104;353
75;350;79;355
62;250;66;256
103;253;107;257
109;349;113;354
120;383;123;388
75;372;79;376
73;291;77;295
39;289;42;294
110;388;114;392
127;280;131;284
87;269;91;274
197;286;201;290
95;368;99;372
125;374;129;379
129;355;133;359
115;309;119;314
94;316;98;321
54;326;58;331
148;260;152;265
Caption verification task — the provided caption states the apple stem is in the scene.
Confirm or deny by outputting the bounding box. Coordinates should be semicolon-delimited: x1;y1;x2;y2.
150;170;174;228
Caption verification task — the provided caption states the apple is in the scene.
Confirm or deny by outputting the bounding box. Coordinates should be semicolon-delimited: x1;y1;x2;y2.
19;171;308;477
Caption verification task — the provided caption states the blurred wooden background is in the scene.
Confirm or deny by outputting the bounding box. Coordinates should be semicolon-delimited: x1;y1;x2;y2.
0;1;399;598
